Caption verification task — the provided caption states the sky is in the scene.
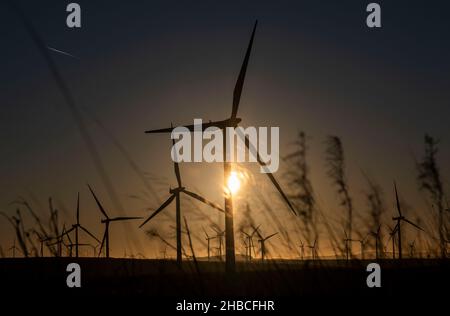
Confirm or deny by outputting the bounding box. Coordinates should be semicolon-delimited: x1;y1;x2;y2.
1;0;450;258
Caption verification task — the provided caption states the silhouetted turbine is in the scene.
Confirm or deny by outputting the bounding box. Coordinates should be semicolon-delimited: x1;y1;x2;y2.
88;184;142;258
241;224;260;260
60;193;100;257
139;141;224;265
203;227;216;260
392;182;424;259
257;231;278;262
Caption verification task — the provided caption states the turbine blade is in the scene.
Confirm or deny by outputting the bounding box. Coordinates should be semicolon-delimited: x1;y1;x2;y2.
87;184;109;219
252;224;263;239
264;232;278;241
58;226;75;238
76;192;80;225
250;224;261;237
240;132;297;215
394;181;402;217
403;218;424;231
65;230;73;244
231;21;257;119
110;216;143;222
145;126;175;134
139;194;176;228
79;225;100;243
182;189;225;213
172;136;182;188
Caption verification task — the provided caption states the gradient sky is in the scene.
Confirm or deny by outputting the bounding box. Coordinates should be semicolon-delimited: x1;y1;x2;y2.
1;0;450;258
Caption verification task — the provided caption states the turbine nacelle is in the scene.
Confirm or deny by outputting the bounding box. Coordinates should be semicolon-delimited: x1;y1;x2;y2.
170;187;186;194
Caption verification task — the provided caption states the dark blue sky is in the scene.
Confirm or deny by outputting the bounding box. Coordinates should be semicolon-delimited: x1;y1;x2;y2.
1;0;449;257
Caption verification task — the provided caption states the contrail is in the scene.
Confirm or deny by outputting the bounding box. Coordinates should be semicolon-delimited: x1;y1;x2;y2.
47;46;80;60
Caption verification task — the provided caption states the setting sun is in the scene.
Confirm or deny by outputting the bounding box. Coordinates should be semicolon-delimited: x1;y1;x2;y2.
227;171;241;194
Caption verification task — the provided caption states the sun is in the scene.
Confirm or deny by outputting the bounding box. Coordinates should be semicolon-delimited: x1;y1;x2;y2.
227;171;241;194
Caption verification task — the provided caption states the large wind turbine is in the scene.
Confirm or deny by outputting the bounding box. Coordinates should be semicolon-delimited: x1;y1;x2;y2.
61;193;100;257
145;21;296;273
88;185;142;258
139;140;224;265
392;182;424;259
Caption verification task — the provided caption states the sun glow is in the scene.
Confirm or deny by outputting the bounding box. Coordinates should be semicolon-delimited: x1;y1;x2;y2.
227;171;241;195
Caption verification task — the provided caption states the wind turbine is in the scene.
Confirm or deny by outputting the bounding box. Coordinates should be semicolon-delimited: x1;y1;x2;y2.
160;246;168;260
211;226;226;260
392;182;424;259
60;193;100;257
299;240;305;260
139;140;224;265
203;227;216;261
306;238;317;260
88;184;142;258
387;224;398;259
358;234;370;260
49;224;68;257
241;225;260;260
343;230;353;261
9;239;17;258
258;232;278;261
409;240;416;258
370;225;382;259
145;21;296;273
33;230;53;257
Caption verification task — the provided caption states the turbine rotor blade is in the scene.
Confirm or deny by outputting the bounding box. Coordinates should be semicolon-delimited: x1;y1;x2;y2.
203;227;209;239
79;225;100;243
239;132;297;215
110;216;143;222
250;224;261;237
231;20;258;119
59;226;75;238
76;192;80;225
139;194;176;228
171;124;182;187
87;184;109;219
264;232;278;241
394;181;402;217
182;189;225;212
402;217;424;231
66;230;73;244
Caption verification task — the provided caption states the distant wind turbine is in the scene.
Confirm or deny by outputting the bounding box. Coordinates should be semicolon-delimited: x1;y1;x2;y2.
88;184;142;258
203;228;216;261
306;238;318;260
60;193;100;257
241;225;260;261
139;139;224;265
392;182;424;259
258;232;278;262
